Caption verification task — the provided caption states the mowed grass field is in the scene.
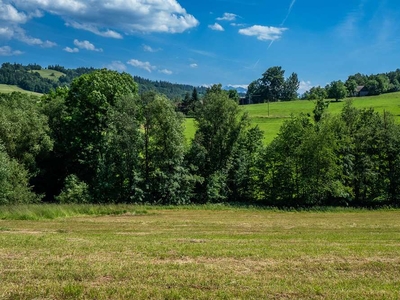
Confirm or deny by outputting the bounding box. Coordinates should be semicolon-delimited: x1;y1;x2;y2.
1;206;400;299
185;92;400;144
0;84;42;96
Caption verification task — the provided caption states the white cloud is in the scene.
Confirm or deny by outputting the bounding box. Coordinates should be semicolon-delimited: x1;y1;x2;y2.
217;13;237;21
159;69;173;75
299;81;314;94
190;49;216;57
209;23;224;31
0;2;57;47
127;59;156;73
64;47;79;53
239;25;287;41
0;26;14;39
73;39;102;52
106;61;127;72
0;3;28;23
143;45;161;52
230;23;245;27
0;46;23;56
190;63;198;68
9;0;199;37
42;40;57;48
14;28;57;47
66;21;123;39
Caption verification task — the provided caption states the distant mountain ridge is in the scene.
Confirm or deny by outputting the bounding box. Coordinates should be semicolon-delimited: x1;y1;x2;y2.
222;85;248;95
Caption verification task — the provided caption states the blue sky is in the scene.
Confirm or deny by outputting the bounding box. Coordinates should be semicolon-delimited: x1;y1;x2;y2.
1;0;400;93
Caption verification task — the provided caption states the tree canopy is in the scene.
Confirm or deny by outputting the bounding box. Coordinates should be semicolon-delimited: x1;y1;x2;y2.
246;66;299;103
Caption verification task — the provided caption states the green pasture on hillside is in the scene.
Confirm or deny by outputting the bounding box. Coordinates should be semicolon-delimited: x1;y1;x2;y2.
185;92;400;144
30;69;66;81
0;84;42;96
1;206;399;299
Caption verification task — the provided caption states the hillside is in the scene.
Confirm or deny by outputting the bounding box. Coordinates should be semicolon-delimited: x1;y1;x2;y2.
0;63;207;100
185;92;400;144
29;69;66;81
0;84;42;96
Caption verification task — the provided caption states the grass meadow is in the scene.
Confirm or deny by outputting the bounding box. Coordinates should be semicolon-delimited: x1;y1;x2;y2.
30;69;66;81
1;205;400;299
185;92;400;144
0;84;42;96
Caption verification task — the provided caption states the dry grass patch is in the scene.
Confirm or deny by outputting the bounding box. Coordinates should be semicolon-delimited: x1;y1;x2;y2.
0;208;400;299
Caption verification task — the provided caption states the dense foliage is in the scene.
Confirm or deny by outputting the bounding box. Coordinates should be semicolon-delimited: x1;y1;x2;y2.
246;66;300;103
1;70;399;207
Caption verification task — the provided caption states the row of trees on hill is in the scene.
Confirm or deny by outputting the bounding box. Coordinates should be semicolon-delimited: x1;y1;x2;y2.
246;66;400;104
0;63;207;102
302;69;400;101
133;76;207;101
1;69;399;207
0;63;59;93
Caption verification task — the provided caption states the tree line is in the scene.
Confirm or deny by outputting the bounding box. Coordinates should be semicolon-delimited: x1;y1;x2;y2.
302;69;400;101
0;63;207;101
246;66;400;103
1;69;399;207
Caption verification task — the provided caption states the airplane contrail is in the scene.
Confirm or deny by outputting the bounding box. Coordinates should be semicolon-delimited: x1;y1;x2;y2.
268;0;296;50
281;0;297;27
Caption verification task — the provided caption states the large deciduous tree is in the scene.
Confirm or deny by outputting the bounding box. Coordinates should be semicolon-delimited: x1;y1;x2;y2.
141;92;193;204
188;84;249;203
61;69;138;188
282;72;300;101
327;80;348;101
246;66;299;103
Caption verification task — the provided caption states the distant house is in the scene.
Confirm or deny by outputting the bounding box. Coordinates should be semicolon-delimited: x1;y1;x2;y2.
356;86;369;97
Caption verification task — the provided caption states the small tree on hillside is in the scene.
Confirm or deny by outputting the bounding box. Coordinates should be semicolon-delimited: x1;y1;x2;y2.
328;80;347;101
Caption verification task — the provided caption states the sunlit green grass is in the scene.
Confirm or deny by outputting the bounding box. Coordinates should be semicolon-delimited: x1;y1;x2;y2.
30;69;65;81
0;84;42;96
184;92;400;144
1;206;399;299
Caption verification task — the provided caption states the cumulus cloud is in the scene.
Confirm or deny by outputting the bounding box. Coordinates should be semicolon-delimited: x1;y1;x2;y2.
127;59;156;73
159;69;173;75
209;23;224;31
0;3;28;23
190;63;198;68
64;47;79;53
106;61;127;72
73;39;103;52
217;13;237;21
299;81;314;94
239;25;287;41
230;23;245;27
143;45;161;53
8;0;199;37
0;27;14;39
15;28;57;47
0;2;57;47
0;46;23;56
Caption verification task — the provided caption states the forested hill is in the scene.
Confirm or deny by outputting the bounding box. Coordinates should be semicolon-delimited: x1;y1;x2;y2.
132;76;207;99
0;63;207;99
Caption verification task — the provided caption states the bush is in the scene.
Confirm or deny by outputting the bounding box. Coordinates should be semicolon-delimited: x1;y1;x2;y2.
56;175;91;204
0;144;37;205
